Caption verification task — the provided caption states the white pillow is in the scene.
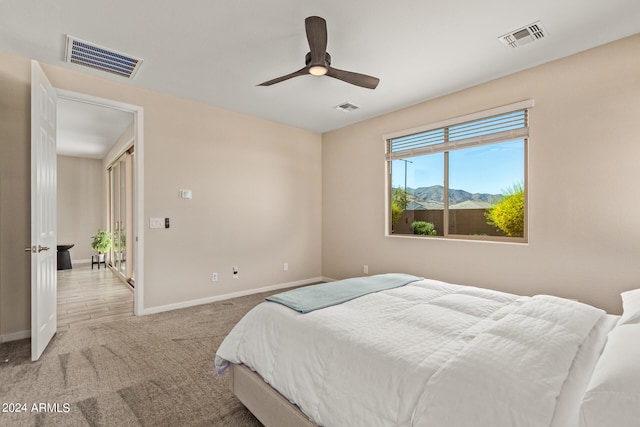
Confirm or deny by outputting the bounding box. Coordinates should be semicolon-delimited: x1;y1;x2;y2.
579;323;640;427
618;288;640;326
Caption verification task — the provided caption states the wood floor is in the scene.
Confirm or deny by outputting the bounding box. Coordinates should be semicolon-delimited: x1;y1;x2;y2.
57;263;134;330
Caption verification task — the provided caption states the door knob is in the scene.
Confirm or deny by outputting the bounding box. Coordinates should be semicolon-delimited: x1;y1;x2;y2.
24;245;50;253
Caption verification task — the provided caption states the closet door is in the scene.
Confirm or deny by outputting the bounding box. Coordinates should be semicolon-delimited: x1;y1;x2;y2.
124;152;134;282
108;150;134;284
109;163;120;270
117;156;126;276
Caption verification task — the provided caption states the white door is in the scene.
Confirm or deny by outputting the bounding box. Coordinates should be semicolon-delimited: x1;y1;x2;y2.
30;60;57;361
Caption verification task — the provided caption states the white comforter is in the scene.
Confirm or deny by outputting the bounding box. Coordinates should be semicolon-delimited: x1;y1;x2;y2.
215;278;607;427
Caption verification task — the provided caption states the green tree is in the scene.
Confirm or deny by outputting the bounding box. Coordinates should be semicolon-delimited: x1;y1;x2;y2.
485;183;524;237
391;187;408;228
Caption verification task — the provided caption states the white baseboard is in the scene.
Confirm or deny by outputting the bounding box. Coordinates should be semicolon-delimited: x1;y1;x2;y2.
0;329;30;344
0;277;337;341
142;276;328;316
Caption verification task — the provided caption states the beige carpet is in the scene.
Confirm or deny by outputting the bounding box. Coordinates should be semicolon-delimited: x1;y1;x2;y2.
0;290;275;426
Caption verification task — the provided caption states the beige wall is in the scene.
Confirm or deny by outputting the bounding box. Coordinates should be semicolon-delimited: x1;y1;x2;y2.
57;155;104;262
0;52;31;340
103;122;134;166
0;50;322;339
2;35;638;340
322;35;640;314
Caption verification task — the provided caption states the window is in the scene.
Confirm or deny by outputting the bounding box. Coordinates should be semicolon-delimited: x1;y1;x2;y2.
385;101;531;242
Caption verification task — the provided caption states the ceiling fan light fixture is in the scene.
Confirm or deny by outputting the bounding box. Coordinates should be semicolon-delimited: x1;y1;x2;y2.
257;17;379;89
309;65;328;76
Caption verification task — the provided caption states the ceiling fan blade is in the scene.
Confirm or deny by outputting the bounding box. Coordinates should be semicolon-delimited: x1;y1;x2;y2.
257;67;309;86
326;67;380;89
305;16;328;66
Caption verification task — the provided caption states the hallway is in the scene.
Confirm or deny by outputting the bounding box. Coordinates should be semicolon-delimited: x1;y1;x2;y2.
57;264;134;330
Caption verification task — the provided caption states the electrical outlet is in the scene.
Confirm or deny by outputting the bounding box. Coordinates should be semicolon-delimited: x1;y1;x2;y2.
211;272;218;282
233;266;238;279
283;262;289;271
363;265;369;274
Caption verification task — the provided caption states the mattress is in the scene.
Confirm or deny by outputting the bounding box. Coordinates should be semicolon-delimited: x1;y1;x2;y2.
216;277;618;427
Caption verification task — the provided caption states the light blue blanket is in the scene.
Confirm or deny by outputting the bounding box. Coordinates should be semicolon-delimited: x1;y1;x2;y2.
265;273;423;313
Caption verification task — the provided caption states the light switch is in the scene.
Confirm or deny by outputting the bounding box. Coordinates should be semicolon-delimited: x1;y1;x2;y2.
150;218;165;229
179;190;192;199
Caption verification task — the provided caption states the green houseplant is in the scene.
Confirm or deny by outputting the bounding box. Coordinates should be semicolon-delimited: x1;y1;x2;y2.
91;229;112;260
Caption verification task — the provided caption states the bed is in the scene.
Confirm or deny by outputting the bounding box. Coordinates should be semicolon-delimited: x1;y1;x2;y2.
215;274;640;427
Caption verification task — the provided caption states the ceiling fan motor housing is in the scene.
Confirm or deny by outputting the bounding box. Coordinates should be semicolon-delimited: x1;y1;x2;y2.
305;51;331;68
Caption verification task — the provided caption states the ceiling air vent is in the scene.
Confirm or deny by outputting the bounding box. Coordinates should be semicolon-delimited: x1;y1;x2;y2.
65;35;143;78
499;21;548;48
334;102;359;113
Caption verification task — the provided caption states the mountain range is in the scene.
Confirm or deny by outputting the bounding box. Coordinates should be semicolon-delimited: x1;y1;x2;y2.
404;185;502;210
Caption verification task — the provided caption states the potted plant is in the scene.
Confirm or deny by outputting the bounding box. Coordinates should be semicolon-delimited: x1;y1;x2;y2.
91;229;112;264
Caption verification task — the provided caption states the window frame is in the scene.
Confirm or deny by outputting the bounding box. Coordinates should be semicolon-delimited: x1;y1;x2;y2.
384;100;533;243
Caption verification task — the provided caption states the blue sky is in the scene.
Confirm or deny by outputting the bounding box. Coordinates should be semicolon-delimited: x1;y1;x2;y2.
391;139;524;195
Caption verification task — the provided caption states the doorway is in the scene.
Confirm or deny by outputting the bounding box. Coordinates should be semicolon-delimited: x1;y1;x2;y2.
56;89;144;316
31;61;145;360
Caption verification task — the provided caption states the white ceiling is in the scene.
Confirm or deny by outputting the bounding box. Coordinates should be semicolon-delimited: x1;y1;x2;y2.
57;99;133;159
2;0;639;137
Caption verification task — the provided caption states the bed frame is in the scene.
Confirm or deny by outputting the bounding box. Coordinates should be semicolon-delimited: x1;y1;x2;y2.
229;363;316;427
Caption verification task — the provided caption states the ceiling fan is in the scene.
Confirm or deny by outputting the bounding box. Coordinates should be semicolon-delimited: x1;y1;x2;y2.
258;16;380;90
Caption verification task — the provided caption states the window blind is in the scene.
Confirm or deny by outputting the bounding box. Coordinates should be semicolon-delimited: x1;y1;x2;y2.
386;103;530;161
